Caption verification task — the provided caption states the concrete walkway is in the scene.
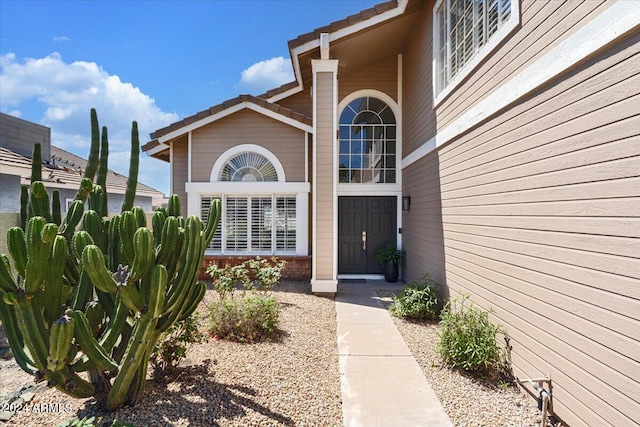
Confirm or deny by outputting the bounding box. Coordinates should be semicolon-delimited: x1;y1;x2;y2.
336;280;453;427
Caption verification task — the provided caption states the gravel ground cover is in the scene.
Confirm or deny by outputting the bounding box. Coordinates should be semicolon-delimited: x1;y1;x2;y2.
377;290;550;427
3;282;342;427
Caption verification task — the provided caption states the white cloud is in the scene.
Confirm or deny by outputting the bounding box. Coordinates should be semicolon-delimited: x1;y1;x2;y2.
238;56;294;93
0;52;177;195
53;36;70;42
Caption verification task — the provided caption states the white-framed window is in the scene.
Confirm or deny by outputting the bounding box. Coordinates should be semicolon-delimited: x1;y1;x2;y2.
338;96;397;184
201;194;297;255
434;0;519;102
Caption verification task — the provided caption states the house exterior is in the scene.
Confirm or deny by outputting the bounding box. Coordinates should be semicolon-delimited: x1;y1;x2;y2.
143;1;640;425
0;112;165;255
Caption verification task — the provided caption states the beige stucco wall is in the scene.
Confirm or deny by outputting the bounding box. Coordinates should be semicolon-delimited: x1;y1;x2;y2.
402;1;640;426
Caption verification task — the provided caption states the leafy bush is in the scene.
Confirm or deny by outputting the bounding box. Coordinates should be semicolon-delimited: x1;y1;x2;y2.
209;295;279;342
206;257;286;299
389;274;439;320
437;294;506;374
374;243;406;266
151;313;206;375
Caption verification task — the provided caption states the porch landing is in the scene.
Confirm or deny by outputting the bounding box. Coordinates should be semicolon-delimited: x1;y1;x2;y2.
336;280;453;427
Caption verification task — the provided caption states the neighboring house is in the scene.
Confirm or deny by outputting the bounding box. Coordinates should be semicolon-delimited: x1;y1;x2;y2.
143;1;640;425
0;113;165;253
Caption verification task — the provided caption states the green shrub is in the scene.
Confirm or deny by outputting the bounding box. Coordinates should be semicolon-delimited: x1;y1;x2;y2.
151;312;206;375
389;274;439;320
57;417;134;427
206;257;286;299
437;294;506;374
209;295;279;342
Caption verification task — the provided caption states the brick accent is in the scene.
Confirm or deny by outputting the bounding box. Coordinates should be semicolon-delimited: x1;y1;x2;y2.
200;255;311;281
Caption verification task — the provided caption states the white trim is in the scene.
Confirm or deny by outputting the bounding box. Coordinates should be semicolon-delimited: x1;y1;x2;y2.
311;65;318;287
186;181;309;194
187;131;192;182
157;102;312;144
397;53;403;251
209;144;286;182
296;192;309;256
403;1;640;169
310;279;338;293
332;61;339;281
268;1;410;104
144;142;170;157
432;0;520;107
312;61;339;74
304;131;309;182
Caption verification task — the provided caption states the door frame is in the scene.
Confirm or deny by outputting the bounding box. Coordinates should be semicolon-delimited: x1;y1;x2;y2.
336;190;402;279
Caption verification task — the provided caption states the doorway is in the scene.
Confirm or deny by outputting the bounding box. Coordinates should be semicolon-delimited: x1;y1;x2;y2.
337;196;397;274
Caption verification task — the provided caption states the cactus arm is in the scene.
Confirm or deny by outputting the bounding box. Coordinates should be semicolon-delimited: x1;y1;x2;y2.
31;143;42;182
82;245;117;294
98;296;128;351
0;293;35;373
44;236;67;325
203;199;221;246
119;212;137;264
152;209;166;246
130;228;154;282
74;178;94;203
106;314;157;410
24;217;48;294
52;190;62;225
4;292;49;371
47;314;74;372
168;194;181;217
96;125;109;218
20;185;29;229
71;310;118;371
30;182;53;223
156;217;178;266
121;121;139;212
60;199;84;239
70;270;93;312
177;281;206;323
48;366;95;398
147;265;167;318
0;254;18;292
107;215;122;271
83;109;100;182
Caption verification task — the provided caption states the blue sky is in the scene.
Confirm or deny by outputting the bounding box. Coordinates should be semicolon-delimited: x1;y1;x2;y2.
0;0;378;195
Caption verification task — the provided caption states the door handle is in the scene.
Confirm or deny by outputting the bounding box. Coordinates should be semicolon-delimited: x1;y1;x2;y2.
362;231;367;251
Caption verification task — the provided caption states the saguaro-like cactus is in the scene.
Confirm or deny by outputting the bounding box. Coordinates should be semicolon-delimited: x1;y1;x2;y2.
0;109;220;410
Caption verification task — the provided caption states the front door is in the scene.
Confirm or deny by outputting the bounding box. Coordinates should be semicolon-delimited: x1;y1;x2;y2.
338;196;397;274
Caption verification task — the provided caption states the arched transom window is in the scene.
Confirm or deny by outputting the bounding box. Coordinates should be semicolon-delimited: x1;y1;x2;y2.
220;152;278;182
339;96;396;183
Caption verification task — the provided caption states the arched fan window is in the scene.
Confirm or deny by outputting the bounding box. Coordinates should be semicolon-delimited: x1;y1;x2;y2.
219;152;279;182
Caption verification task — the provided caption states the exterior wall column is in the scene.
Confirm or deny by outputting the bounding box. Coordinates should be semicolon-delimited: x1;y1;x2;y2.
311;54;339;295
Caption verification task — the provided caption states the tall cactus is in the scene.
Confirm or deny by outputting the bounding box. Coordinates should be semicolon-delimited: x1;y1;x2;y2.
0;109;220;410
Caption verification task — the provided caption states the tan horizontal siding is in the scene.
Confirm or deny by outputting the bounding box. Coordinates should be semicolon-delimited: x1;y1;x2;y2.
437;0;611;128
402;3;437;156
171;137;188;217
338;55;398;103
190;109;305;182
402;5;640;426
315;72;335;279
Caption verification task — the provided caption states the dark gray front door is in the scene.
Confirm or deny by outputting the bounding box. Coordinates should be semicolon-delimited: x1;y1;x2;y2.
338;196;397;274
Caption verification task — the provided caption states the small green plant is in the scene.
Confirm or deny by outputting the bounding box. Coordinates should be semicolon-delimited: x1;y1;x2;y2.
207;263;247;300
374;244;406;266
209;295;279;342
243;257;286;294
437;294;506;374
389;274;439;320
151;312;206;375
